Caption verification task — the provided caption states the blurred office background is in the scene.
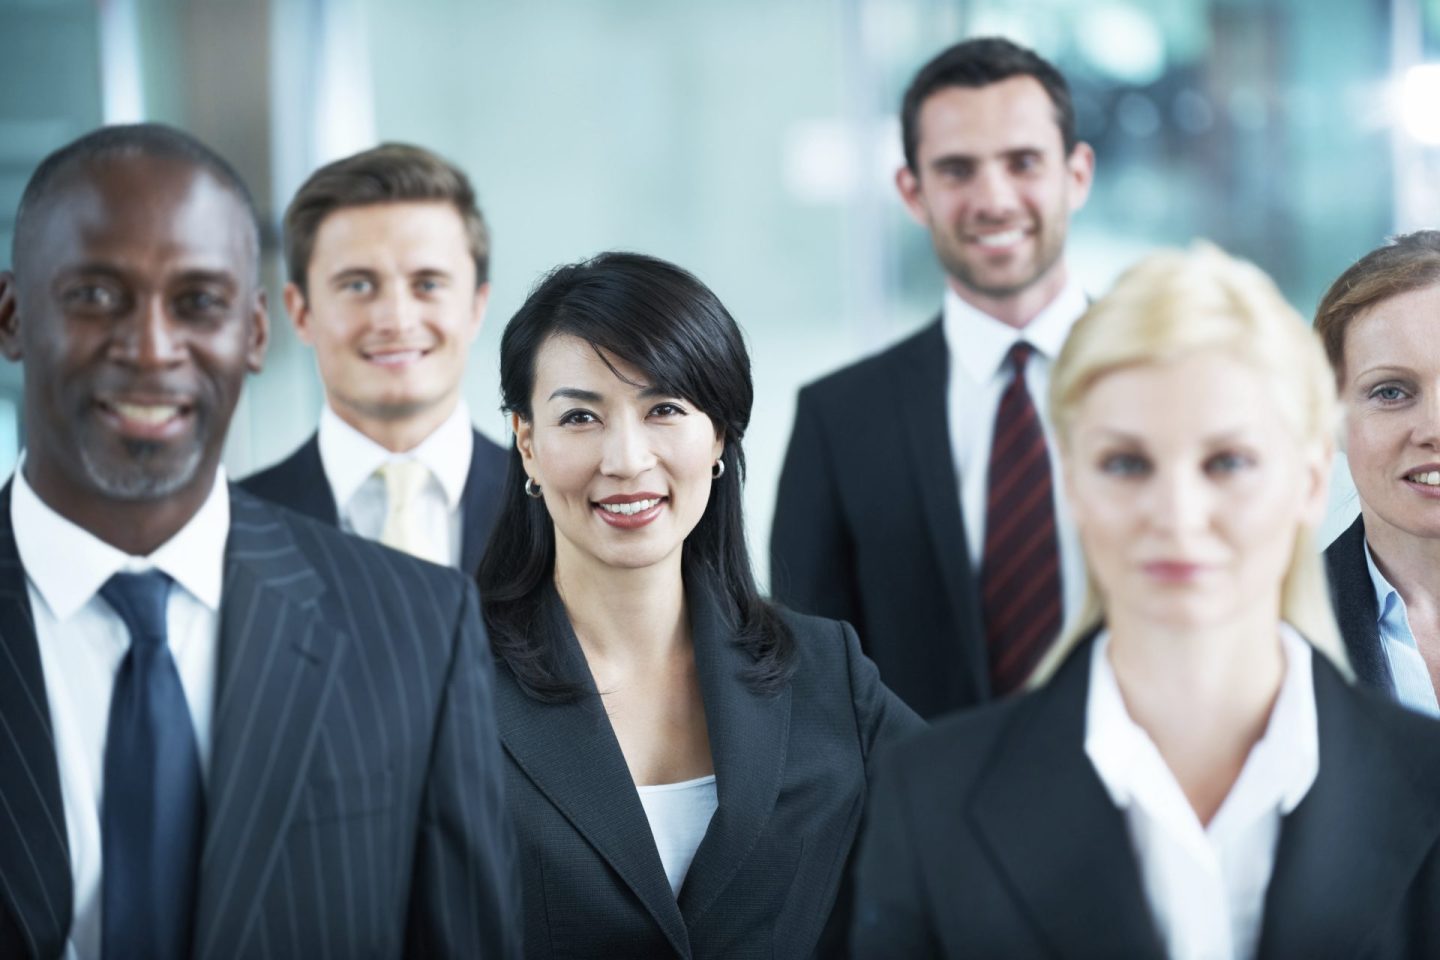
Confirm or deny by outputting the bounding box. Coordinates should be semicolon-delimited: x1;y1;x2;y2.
2;0;1439;583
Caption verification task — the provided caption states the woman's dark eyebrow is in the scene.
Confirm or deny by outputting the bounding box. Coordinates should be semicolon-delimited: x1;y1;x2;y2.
548;387;603;403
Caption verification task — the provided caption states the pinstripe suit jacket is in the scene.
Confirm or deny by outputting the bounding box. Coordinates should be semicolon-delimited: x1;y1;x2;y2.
0;484;519;959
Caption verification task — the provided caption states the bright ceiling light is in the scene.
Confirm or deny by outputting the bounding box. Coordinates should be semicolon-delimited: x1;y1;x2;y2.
1400;64;1440;145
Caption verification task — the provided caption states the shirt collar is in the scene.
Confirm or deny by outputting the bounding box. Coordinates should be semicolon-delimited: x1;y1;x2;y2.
1085;624;1318;816
941;275;1089;385
11;457;230;619
1362;537;1405;622
317;400;474;511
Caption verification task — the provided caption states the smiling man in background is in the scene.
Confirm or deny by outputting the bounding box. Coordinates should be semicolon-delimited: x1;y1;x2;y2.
771;37;1095;718
244;144;507;572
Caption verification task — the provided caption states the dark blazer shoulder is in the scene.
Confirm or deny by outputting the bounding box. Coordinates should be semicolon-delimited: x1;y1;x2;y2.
799;319;944;410
877;678;1032;787
773;604;851;656
238;434;338;526
470;428;508;472
772;604;925;735
1318;648;1440;773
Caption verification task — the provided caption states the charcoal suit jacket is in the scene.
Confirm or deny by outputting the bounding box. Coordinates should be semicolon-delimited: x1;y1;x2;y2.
1325;514;1401;697
495;577;924;958
771;319;991;719
852;632;1440;958
242;428;509;576
0;485;519;959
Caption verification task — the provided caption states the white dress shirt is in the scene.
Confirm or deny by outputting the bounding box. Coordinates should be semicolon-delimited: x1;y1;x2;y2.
13;462;228;960
1362;539;1440;716
1084;627;1319;960
942;279;1088;632
635;774;719;897
317;400;474;568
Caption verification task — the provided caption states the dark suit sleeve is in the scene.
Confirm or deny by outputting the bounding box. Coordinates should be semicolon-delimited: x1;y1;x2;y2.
770;389;863;631
850;748;942;959
404;582;520;959
843;620;925;756
812;620;926;957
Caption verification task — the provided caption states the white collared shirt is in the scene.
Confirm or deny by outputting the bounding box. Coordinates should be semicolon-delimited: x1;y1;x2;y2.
316;400;474;567
13;461;228;960
942;280;1088;632
1085;627;1319;960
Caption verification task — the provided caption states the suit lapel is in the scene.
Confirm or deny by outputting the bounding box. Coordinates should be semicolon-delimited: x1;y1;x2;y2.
458;429;505;576
897;319;989;700
1258;659;1440;956
1323;515;1395;692
967;638;1166;959
275;435;341;526
0;485;72;959
495;588;691;957
676;576;790;928
192;490;348;959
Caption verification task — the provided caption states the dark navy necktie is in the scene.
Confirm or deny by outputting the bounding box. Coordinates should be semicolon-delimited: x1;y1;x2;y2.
100;571;203;960
981;343;1063;696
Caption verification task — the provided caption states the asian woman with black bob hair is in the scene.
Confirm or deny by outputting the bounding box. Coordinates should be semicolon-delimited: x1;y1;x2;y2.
479;251;921;958
852;244;1440;959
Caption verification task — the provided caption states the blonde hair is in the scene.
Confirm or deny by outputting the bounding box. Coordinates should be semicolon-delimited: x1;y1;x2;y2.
1029;242;1351;685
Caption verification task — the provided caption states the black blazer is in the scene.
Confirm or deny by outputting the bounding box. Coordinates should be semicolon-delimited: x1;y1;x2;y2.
0;486;519;959
1325;514;1400;696
241;427;509;576
771;319;989;719
852;634;1440;959
495;578;924;958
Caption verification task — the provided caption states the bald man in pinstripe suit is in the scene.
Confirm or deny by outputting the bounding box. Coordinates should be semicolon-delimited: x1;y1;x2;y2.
0;125;518;959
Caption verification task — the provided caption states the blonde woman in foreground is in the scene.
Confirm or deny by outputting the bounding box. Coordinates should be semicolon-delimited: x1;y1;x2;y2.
851;244;1440;959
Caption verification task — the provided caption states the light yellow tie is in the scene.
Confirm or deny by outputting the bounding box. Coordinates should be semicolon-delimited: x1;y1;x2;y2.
377;460;446;565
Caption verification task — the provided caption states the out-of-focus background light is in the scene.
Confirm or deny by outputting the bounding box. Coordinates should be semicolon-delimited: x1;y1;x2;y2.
1399;63;1440;145
1076;3;1167;86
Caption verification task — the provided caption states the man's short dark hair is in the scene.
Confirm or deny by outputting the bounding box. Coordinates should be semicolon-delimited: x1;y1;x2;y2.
900;36;1077;172
12;123;261;278
284;143;490;293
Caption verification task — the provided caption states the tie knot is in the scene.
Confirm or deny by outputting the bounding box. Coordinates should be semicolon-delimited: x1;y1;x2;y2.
377;460;433;511
100;571;173;651
1006;341;1036;377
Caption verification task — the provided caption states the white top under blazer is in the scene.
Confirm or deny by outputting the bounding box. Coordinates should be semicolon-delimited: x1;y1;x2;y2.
635;774;719;897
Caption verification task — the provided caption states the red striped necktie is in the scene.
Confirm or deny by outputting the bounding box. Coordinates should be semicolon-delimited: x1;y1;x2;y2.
981;341;1063;696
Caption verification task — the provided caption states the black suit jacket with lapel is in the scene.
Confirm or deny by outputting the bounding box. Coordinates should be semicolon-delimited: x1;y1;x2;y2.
495;577;924;959
771;319;989;719
241;427;509;576
0;485;519;959
852;632;1440;959
1325;514;1401;697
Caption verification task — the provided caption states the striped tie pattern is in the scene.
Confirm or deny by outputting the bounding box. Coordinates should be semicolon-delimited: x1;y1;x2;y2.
981;342;1062;696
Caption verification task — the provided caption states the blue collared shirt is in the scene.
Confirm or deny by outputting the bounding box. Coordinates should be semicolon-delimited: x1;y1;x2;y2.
1363;540;1440;717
